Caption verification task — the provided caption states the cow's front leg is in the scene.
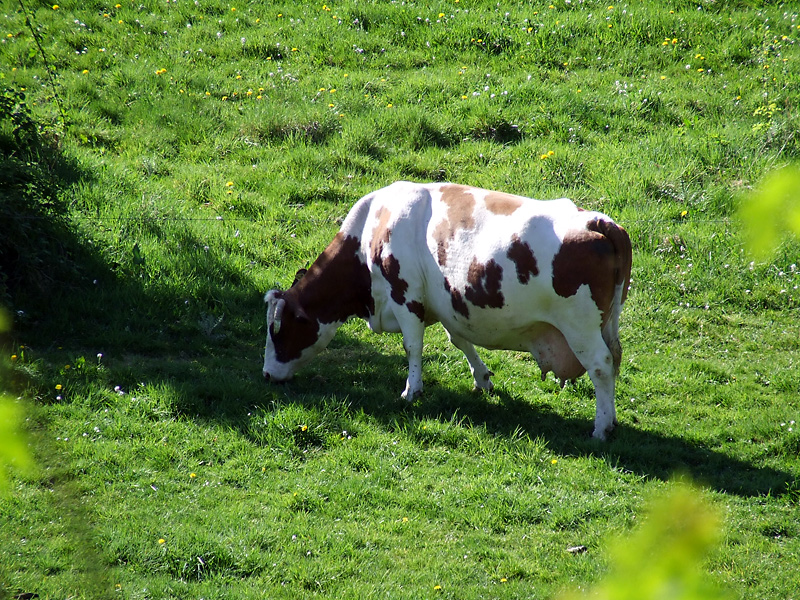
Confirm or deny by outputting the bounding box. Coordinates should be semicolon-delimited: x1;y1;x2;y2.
399;315;425;401
446;329;494;392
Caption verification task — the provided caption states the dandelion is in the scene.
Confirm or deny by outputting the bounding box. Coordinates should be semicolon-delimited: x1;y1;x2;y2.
681;210;688;217
387;103;393;108
158;538;166;544
55;384;63;391
190;472;197;478
11;354;17;361
301;425;308;432
226;181;234;187
434;585;442;591
551;458;558;464
500;577;508;583
52;4;59;9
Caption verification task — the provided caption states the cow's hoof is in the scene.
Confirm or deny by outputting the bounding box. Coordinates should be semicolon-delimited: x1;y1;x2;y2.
401;388;423;402
473;380;494;394
591;424;615;441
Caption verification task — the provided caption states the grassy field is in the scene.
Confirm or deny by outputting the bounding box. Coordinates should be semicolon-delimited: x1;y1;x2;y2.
2;0;800;598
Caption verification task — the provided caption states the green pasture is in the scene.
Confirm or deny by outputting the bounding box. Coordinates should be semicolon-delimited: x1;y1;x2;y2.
1;0;799;598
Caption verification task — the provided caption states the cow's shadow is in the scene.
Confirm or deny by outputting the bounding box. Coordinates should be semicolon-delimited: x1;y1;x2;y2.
245;330;796;499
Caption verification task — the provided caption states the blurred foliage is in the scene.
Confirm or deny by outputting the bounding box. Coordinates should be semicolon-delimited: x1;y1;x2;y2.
0;308;34;494
561;482;730;600
739;165;800;258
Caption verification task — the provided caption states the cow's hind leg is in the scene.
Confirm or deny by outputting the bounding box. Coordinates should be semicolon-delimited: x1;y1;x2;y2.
557;326;617;440
446;330;494;392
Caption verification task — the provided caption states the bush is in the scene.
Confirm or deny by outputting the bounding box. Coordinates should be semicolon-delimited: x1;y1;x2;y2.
0;88;86;308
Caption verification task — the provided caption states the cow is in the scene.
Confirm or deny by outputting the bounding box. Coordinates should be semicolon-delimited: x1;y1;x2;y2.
263;181;632;440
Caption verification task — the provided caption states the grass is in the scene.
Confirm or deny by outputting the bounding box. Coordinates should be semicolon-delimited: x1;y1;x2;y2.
1;0;800;598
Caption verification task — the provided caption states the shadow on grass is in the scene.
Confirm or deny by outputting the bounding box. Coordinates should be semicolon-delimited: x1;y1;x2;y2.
28;289;795;501
235;332;796;500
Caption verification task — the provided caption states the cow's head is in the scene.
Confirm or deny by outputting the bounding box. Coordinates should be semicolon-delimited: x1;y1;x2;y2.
262;270;340;382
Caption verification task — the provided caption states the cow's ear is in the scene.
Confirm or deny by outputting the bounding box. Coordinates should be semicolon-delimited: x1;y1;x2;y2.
292;269;308;287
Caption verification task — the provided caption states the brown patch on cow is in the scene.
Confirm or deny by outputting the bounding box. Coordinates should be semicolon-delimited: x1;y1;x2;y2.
433;185;477;266
485;192;523;215
369;207;392;266
270;292;320;363
506;234;539;284
294;232;374;323
551;224;616;323
444;278;470;318
465;258;505;309
587;217;632;303
406;300;425;322
369;207;412;305
381;254;408;305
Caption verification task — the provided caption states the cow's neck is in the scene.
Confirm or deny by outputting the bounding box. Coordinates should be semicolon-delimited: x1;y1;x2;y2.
290;232;374;325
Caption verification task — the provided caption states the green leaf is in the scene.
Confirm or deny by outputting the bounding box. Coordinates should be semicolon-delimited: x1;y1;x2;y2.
739;165;800;258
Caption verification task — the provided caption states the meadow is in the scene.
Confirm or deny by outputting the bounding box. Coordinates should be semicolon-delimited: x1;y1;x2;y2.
1;0;799;598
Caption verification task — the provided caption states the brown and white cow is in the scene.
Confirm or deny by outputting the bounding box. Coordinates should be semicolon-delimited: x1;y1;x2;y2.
263;181;632;439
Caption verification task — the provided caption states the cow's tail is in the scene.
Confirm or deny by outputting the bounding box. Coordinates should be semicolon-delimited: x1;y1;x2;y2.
590;218;632;376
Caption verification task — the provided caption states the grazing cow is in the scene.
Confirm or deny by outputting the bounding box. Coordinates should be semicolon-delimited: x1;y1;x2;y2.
264;181;632;439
